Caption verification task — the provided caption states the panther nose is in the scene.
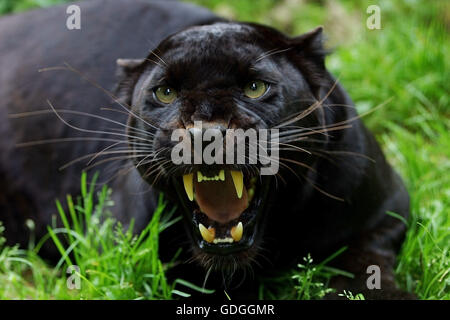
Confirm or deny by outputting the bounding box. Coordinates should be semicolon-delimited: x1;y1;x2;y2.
187;122;228;140
188;126;203;141
186;122;227;163
202;121;228;131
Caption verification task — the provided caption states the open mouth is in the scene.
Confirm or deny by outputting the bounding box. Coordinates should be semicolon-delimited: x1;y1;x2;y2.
172;167;270;255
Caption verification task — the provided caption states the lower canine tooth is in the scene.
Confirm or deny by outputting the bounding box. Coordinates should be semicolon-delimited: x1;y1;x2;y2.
182;174;194;201
230;222;243;242
199;224;215;243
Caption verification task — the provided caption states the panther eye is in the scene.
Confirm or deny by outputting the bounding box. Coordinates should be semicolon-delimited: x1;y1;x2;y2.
154;86;177;104
244;80;268;99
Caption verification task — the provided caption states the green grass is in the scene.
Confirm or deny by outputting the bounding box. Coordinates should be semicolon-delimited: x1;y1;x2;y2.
0;172;213;299
0;0;64;13
0;0;448;300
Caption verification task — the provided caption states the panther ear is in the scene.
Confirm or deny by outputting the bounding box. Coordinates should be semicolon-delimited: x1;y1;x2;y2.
116;58;145;70
290;26;325;69
288;26;329;98
114;58;146;107
290;27;330;140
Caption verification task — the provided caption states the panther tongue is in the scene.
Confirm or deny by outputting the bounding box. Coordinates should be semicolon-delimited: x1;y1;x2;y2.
194;171;248;224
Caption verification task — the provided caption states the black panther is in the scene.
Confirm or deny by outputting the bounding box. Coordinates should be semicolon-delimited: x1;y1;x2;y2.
0;0;412;299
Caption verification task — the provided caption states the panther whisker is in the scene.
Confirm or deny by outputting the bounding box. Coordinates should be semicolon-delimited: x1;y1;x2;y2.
154;160;179;185
92;162;141;187
275;97;393;141
149;49;168;67
15;137;132;148
235;103;265;125
279;124;353;143
255;47;292;63
135;147;169;169
39;62;161;130
276;126;332;138
8;108;153;137
104;127;154;140
278;157;317;173
142;159;172;181
45;100;154;143
87;142;151;166
99;106;133;116
82;154;148;172
268;141;312;155
298;170;345;202
70;150;154;170
308;148;376;163
144;160;173;185
202;266;213;293
145;58;165;69
59;148;151;171
273;78;340;129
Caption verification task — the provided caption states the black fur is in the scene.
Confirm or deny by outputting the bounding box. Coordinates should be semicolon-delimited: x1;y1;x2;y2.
0;0;412;299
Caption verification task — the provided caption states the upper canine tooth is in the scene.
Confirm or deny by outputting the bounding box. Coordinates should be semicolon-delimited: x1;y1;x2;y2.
182;174;194;201
219;169;225;181
231;222;243;242
230;170;244;198
197;171;203;183
199;224;215;243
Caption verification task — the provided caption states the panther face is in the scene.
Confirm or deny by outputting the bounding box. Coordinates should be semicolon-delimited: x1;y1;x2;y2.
116;22;330;271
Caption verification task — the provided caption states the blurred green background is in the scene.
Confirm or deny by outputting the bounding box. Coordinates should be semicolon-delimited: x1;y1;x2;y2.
0;0;448;300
